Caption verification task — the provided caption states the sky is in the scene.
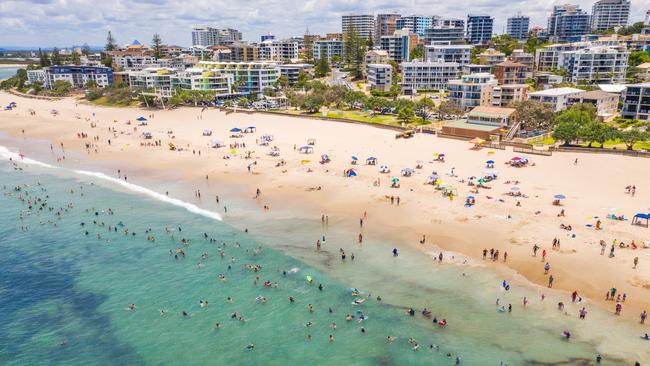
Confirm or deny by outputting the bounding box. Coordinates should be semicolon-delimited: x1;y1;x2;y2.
0;0;647;48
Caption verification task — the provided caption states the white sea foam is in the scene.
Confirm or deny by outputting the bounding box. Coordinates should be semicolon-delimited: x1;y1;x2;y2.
73;169;223;221
0;144;222;221
0;145;55;168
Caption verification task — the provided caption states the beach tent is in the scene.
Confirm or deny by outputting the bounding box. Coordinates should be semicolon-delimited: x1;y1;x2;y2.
299;145;313;154
345;168;357;177
366;157;377;165
210;140;225;148
261;134;274;142
510;186;520;192
136;116;147;121
401;168;415;177
230;127;242;133
244;126;256;133
425;175;439;185
379;165;390;173
632;214;650;228
202;130;212;136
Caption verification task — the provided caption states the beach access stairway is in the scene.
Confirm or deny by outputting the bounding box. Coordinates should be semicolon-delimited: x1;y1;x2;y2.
505;121;521;141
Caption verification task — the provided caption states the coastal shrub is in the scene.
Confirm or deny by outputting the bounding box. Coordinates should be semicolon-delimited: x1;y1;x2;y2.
85;88;104;101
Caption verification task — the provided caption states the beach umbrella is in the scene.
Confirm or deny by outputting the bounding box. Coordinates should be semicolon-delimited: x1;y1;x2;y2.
351;156;358;161
469;137;485;145
136;116;147;121
511;157;522;161
487;151;495;155
510;186;520;192
300;160;311;164
486;160;495;164
391;177;400;184
467;195;475;199
554;194;566;200
230;127;242;133
230;149;237;155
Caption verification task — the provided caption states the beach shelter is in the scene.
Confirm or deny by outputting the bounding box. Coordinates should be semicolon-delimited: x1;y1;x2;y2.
261;134;274;142
136;116;147;121
486;160;494;164
366;157;377;165
345;168;357;177
401;168;415;177
632;214;650;228
379;165;390;173
4;106;11;110
510;186;520;192
202;129;212;136
244;126;256;133
230;127;242;133
299;145;313;154
425;175;440;185
210;139;224;148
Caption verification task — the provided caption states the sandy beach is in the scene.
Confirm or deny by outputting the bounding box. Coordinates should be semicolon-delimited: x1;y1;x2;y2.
2;90;650;324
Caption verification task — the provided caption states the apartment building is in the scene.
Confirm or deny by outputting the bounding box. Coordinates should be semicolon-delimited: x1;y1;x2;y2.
507;15;530;41
558;45;629;84
478;49;506;66
547;4;591;43
342;14;375;39
423;25;466;44
566;90;619;117
367;64;393;92
462;64;493;75
228;43;260;62
365;50;389;65
591;0;630;32
424;43;472;65
195;61;280;93
279;64;311;85
466;15;494;45
380;29;416;63
191;27;242;46
313;40;344;62
493;60;529;84
528;87;585;111
447;73;498;109
376;13;401;40
621;82;650;120
396;15;433;37
33;65;114;89
401;61;460;94
483;84;529;107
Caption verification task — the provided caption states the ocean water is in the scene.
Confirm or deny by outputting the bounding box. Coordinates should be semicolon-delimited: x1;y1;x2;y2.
0;146;647;365
0;67;20;80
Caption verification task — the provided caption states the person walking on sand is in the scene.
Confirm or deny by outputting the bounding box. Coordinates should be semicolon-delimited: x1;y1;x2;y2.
641;310;647;324
548;275;554;288
633;256;639;269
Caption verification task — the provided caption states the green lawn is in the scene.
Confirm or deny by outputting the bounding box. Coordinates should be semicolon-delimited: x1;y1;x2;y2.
89;96;138;107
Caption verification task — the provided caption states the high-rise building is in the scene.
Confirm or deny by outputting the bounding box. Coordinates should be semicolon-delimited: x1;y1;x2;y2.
424;25;466;44
506;15;530;41
261;33;275;42
424;43;473;65
547;5;591;43
376;13;401;41
191;27;242;46
380;29;416;63
342;14;375;40
396;15;434;37
466;15;494;45
591;0;630;32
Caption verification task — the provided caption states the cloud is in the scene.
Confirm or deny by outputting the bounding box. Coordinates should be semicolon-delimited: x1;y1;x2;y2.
0;0;646;47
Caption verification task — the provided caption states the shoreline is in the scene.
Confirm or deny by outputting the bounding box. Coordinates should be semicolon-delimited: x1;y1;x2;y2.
1;91;650;325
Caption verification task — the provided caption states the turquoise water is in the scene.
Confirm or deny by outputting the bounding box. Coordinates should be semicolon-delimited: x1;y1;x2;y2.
0;67;20;80
0;145;647;365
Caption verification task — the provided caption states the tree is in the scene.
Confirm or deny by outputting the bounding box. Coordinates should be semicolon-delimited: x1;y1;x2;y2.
85;80;98;89
512;100;556;131
365;96;391;111
437;101;462;119
314;57;331;77
398;107;415;124
552;120;580;145
343;27;366;79
343;90;366;109
303;35;314;64
152;33;163;58
101;56;113;68
490;34;519;56
415;97;435;121
51;80;72;96
618;129;649;150
552;103;598;145
331;55;341;65
409;45;424;60
71;52;81;65
276;75;289;89
81;43;91;56
38;48;50;67
50;47;62;65
324;85;347;108
618;22;644;36
628;51;650;67
105;31;117;51
524;32;548;54
300;93;325;113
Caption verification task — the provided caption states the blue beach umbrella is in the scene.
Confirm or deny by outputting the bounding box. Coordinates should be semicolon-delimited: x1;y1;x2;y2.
351;156;358;161
136;116;147;121
486;160;494;164
554;194;566;200
230;127;242;133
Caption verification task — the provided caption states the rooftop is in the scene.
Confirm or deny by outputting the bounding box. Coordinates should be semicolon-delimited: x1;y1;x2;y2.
495;60;526;68
529;87;584;96
443;119;502;131
567;90;617;100
468;105;516;118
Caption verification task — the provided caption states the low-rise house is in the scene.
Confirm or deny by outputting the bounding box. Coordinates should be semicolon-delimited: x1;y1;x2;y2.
528;87;585;111
566;90;619;118
483;84;529;107
442;105;517;139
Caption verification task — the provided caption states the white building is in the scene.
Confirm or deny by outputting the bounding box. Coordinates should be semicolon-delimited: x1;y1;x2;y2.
172;68;234;95
621;82;650;120
195;61;280;93
125;68;174;90
110;53;158;71
191;27;242;46
365;50;389;65
401;61;460;94
559;45;629;84
380;29;413;63
259;39;299;62
447;73;498;110
424;43;472;65
367;64;393;92
26;69;47;85
35;65;114;89
566;90;619;117
313;40;344;62
279;64;311;84
342;14;375;39
528;87;585;111
591;0;630;32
